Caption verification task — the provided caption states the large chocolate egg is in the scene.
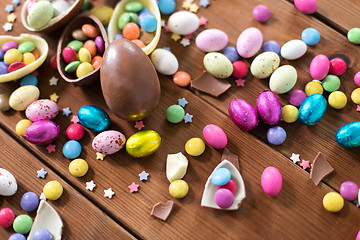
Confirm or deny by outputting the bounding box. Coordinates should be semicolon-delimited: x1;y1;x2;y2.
100;39;161;121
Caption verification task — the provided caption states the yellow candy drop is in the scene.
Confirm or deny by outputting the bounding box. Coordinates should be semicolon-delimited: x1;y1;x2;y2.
43;180;63;200
351;88;360;104
16;119;32;136
69;158;89;177
4;49;22;65
328;91;347;109
23;52;35;65
169;180;189;198
305;81;323;96
323;192;344;212
78;47;92;63
281;105;299;123
76;62;94;78
90;6;114;26
185;137;205;156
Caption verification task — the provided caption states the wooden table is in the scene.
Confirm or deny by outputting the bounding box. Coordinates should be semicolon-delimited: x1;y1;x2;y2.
1;0;360;239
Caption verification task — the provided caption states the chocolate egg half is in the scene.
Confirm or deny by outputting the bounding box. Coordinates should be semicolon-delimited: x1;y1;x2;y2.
100;39;161;121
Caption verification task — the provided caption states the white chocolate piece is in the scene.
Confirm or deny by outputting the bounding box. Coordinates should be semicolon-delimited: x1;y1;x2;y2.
166;152;188;182
27;200;63;240
201;160;246;210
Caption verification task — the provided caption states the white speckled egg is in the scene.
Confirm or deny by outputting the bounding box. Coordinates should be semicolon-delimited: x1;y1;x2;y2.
269;65;297;94
9;85;40;111
25;99;59;122
280;40;307;60
151;49;178;75
92;130;126;155
250;52;280;79
0;168;17;196
195;29;228;52
236;27;263;58
203;52;233;78
167;11;200;35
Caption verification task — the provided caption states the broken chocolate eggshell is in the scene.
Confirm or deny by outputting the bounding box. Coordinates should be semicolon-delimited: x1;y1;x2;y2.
100;39;161;121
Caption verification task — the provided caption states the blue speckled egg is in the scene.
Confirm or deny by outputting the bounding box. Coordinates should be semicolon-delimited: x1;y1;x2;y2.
298;93;327;126
78;105;111;132
336;122;360;148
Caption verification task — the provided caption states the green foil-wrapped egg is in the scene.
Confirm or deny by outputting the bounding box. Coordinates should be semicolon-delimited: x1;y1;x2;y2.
126;130;161;157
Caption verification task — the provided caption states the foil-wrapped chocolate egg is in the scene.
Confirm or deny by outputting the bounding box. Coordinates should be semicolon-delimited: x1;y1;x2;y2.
25;120;60;145
256;90;281;125
336;122;360;148
78;105;111;132
126;130;161;157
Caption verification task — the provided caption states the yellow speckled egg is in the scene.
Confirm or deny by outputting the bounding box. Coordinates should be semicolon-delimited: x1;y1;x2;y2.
169;179;189;198
305;81;323;96
351;88;360;104
250;52;280;79
203;52;233;78
9;85;40;111
269;65;297;94
69;158;89;177
323;192;344;212
281;105;298;123
43;180;63;200
328;91;347;109
126;130;161;157
185;137;205;156
16;119;32;136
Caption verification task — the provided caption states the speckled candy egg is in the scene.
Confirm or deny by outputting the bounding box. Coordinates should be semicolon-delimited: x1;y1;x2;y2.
336;122;360;148
25;99;59;122
236;27;263;58
25;120;60;145
126;130;161;157
195;29;228;52
261;166;282;197
92;130;126;155
78;105;111;132
167;11;200;35
0;168;17;196
310;54;330;80
9;85;40;111
298;93;327;126
280;40;307;60
250;52;280;79
269;65;297;94
203;52;233;78
257;90;281;125
150;49;178;75
27;1;54;29
228;99;258;131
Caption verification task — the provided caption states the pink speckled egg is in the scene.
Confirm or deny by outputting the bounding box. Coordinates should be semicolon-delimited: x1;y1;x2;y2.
0;168;17;196
25;99;59;122
310;54;330;80
203;124;227;149
294;0;317;14
195;29;228;52
92;130;126;155
236;27;263;58
261;166;282;197
25;120;60;145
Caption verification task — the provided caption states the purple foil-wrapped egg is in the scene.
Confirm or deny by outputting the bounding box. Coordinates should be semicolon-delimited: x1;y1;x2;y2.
228;99;258;131
256;90;281;125
25;120;60;145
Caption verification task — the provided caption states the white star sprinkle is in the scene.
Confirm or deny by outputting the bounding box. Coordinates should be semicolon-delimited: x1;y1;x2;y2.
290;153;300;164
3;22;13;32
104;188;115;198
86;180;96;191
49;76;59;86
62;107;72;117
161;19;166;27
180;38;190;47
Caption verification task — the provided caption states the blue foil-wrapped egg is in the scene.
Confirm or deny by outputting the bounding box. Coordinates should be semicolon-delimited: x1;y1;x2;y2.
78;105;111;132
298;93;327;126
336;122;360;148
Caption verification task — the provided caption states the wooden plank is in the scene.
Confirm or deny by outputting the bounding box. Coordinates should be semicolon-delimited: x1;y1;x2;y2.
0;129;135;239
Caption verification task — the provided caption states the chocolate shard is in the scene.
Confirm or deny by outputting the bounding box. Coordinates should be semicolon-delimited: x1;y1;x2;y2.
221;148;239;171
150;200;174;221
190;71;231;97
310;152;334;185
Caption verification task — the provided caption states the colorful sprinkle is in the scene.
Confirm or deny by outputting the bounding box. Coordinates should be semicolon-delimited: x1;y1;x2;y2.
37;168;47;179
49;93;59;102
184;113;193;123
86;180;96;191
128;182;140;193
290;153;300;164
139;171;149;181
300;160;310;170
62;107;72;117
46;144;56;153
235;78;245;87
96;152;106;161
49;76;59;86
135;120;145;130
178;98;188;107
180;38;190;47
104;188;115;198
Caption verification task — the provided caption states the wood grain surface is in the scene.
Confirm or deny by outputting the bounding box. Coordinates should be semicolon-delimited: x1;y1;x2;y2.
0;0;359;239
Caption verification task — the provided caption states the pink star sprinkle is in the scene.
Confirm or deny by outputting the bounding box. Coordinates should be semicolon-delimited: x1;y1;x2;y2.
164;25;171;33
46;144;56;153
356;105;360;112
128;182;139;193
71;115;79;124
300;160;310;170
199;16;208;26
184;33;192;39
235;78;245;87
134;121;144;130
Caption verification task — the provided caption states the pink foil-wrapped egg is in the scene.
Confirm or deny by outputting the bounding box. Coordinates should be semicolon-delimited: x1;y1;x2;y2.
228;99;258;131
92;130;126;155
256;90;281;125
294;0;317;14
261;166;282;197
25;99;59;122
310;54;330;80
0;168;17;196
25;120;60;145
236;27;263;58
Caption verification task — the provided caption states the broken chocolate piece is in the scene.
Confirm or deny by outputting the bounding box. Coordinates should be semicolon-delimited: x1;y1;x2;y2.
221;148;239;171
150;200;174;221
190;71;231;97
310;152;334;185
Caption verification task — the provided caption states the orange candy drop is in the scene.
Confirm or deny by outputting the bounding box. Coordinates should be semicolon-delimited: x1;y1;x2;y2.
173;71;191;87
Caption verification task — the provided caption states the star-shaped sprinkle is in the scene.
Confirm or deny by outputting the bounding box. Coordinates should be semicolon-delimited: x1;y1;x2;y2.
62;107;72;117
184;34;192;39
199;16;208;26
46;144;56;153
199;0;210;8
3;22;13;32
189;3;199;13
104;188;115;198
71;115;79;124
182;0;192;9
49;76;59;86
161;19;165;27
49;93;59;102
164;25;171;33
163;47;171;52
96;152;106;161
171;33;181;41
178;98;188;107
235;78;245;87
180;38;190;47
7;13;16;23
184;113;193;123
12;0;21;6
37;168;47;179
5;4;14;13
356;105;360;112
128;182;140;193
135;120;144;130
86;180;96;191
139;171;149;181
290;153;300;164
300;160;310;170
